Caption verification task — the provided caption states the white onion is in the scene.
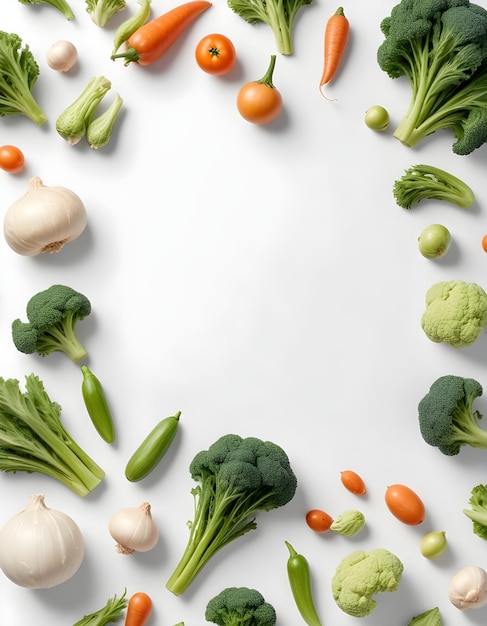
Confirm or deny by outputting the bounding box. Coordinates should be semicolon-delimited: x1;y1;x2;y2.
448;565;487;610
46;40;78;72
109;502;159;554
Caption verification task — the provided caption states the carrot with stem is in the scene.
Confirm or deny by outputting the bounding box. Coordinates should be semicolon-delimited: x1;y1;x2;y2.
319;7;350;100
125;592;153;626
112;0;212;66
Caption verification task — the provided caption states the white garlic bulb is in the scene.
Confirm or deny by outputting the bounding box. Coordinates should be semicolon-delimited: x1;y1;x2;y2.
109;502;159;554
0;494;84;589
448;565;487;610
3;176;87;256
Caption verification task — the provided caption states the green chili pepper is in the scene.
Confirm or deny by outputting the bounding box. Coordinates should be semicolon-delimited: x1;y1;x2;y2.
285;541;322;626
81;365;115;443
125;411;181;482
111;0;152;58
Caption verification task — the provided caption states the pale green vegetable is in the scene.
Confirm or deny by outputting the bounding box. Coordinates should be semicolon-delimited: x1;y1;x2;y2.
86;0;127;27
86;94;124;149
420;531;447;559
73;590;127;625
330;509;365;537
56;76;111;145
418;224;451;259
364;105;389;131
408;607;442;625
111;0;151;57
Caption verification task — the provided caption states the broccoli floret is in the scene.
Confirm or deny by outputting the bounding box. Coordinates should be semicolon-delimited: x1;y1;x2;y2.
421;280;487;348
0;31;47;125
226;0;313;55
85;0;127;27
18;0;75;20
418;375;487;456
463;484;487;540
0;374;104;496
393;164;475;209
12;284;91;362
205;587;277;626
166;434;298;595
331;548;403;617
377;0;487;154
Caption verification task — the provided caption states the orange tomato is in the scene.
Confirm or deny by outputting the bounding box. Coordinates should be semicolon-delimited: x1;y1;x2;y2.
0;145;25;173
340;470;366;495
305;509;333;533
385;484;425;525
237;55;282;125
195;33;236;75
482;234;487;253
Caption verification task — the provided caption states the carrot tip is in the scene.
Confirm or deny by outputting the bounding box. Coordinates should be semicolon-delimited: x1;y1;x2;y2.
319;84;337;102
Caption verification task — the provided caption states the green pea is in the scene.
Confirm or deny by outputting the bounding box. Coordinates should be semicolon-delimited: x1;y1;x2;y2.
420;530;448;559
285;541;322;626
125;411;181;482
81;365;115;443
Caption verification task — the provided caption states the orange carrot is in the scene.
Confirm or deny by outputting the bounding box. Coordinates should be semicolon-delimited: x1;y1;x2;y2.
125;592;153;626
113;1;212;66
319;7;350;98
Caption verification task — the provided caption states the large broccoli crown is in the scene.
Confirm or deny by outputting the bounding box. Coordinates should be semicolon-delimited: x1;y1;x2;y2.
190;434;298;509
12;284;91;361
377;0;487;153
418;375;486;455
421;280;487;348
205;587;277;626
331;548;404;617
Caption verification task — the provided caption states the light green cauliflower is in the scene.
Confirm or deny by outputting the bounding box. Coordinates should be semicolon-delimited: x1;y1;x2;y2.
421;280;487;348
330;509;366;537
331;548;403;617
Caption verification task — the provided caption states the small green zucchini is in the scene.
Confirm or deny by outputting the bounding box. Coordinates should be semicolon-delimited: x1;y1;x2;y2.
81;365;115;443
125;411;181;482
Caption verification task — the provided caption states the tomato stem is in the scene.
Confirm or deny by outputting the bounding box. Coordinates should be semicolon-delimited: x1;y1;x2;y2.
257;55;277;88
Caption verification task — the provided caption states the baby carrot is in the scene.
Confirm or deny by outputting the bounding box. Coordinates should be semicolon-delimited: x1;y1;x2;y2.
125;592;152;626
112;1;212;66
319;7;350;98
340;470;366;495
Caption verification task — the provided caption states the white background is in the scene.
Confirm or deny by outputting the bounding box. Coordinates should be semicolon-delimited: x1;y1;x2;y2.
1;1;487;624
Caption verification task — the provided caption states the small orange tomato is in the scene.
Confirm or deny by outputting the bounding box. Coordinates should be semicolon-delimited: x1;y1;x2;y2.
482;234;487;253
385;484;425;525
340;470;366;495
0;145;25;173
305;509;333;533
195;33;236;75
237;55;282;125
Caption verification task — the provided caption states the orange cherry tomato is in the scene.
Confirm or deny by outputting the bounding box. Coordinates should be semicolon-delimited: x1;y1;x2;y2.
195;33;236;75
237;55;282;125
482;234;487;253
340;470;366;495
305;509;333;533
0;145;25;173
385;484;425;525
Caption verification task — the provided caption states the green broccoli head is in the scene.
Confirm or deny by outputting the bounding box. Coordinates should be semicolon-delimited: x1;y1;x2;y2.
377;0;487;154
166;434;297;595
463;484;487;540
332;548;404;617
421;280;487;348
418;375;486;456
12;284;91;362
205;587;277;626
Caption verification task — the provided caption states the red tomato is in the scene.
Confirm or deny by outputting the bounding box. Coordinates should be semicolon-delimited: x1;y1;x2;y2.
0;145;25;173
305;509;333;533
195;33;236;75
385;484;425;525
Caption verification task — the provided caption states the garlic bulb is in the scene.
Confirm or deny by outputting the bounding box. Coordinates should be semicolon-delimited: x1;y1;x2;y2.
109;502;159;555
46;40;78;71
0;494;84;589
448;565;487;610
4;176;87;255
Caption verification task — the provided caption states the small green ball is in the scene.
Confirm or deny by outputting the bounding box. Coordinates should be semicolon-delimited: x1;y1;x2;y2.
364;105;390;131
420;530;448;559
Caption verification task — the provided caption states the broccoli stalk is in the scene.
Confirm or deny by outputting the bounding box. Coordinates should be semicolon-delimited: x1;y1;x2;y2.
0;31;47;125
0;374;104;497
18;0;75;20
463;484;487;540
377;0;487;155
12;284;91;362
418;375;487;456
85;0;127;27
205;587;277;626
393;164;475;209
166;434;297;595
226;0;313;55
